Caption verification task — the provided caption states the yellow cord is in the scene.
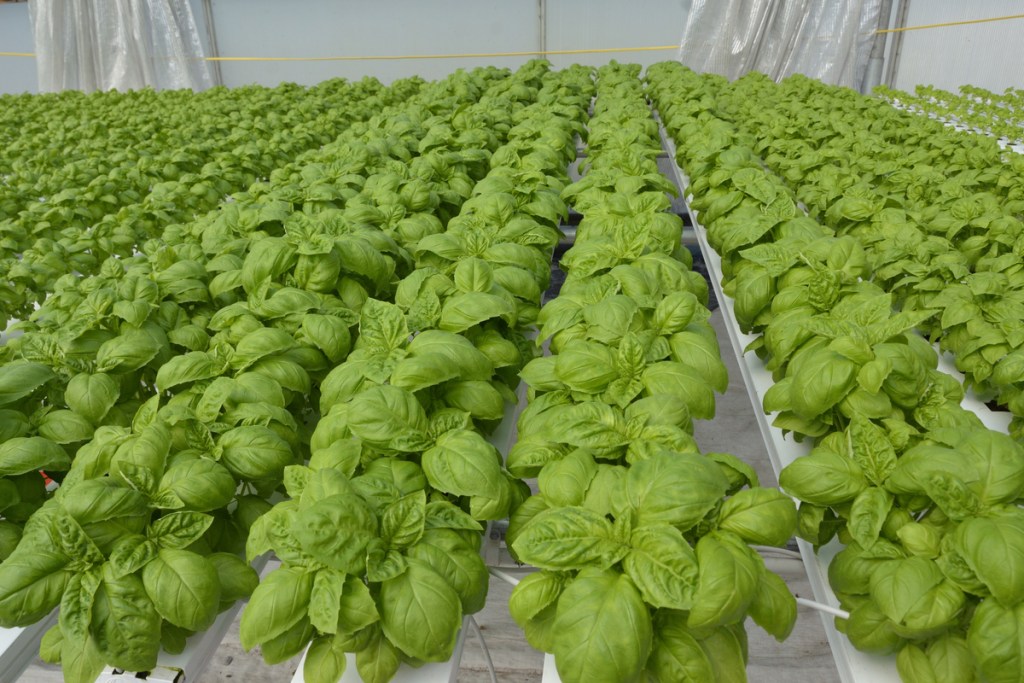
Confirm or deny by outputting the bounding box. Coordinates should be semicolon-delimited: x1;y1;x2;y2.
204;45;679;62
875;12;1024;34
1;45;678;61
4;12;1022;62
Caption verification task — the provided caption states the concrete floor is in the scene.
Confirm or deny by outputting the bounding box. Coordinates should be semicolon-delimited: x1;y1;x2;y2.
19;308;841;683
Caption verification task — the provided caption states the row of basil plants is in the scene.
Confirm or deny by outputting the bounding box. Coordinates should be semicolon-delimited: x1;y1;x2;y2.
649;61;1024;683
0;85;252;210
503;62;799;683
0;62;570;683
0;65;514;549
691;70;1024;443
0;74;426;557
235;62;595;683
0;79;369;228
874;83;1024;146
0;84;325;184
1;78;418;325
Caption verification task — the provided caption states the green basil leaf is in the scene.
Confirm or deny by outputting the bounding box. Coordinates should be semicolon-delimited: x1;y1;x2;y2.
406;330;493;381
388;354;459;393
356;298;409;353
688;531;761;630
647;612;715;681
511;506;627;571
157;458;237;512
59;570;101;641
96;331;161;374
300;315;352;364
91;566;161;672
309;568;346;635
107;535;159;578
968;600;1024;683
555;341;618;394
668;331;729;393
407;529;489;614
381;490;426;550
60;633;105;683
790;349;858;419
779;448;868;505
156;351;226;392
303;635;346;683
551;568;652;683
56;511;104;567
261;615;315;664
623;524;698;610
347;385;431;452
293;494;377;574
337;574;379;634
537;448;599;507
869;557;964;637
957;511;1024;605
442;380;506;421
217;425;295;483
39;623;63;664
898;636;975;683
147;512;215;550
748;570;797;642
239;566;313;650
0;437;71;476
208;552;258;605
421;429;503;499
717;487;797;546
365;542;407;583
613;451;729;531
698;624;750;682
378;559;462;662
848;487;893;549
439;292;515;332
142;549;220;631
843;600;903;654
508;570;568;628
241;236;296;293
847;417;897;486
355;630;401;683
230;327;297;372
653;291;700;335
641;361;716;420
37;410;94;445
423;501;483;532
0;361;54;407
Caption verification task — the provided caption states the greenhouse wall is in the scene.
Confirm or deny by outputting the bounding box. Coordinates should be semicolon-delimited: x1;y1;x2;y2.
889;0;1024;95
0;2;37;95
1;0;1022;95
544;0;690;70
205;0;689;87
207;0;538;86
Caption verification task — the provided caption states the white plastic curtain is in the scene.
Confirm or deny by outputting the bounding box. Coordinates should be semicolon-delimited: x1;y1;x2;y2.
28;0;213;92
677;0;883;89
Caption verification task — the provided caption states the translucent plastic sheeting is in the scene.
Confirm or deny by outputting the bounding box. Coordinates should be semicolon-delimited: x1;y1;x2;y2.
29;0;213;92
677;0;883;89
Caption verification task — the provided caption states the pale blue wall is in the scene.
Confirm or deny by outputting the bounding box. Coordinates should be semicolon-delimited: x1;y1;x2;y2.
3;0;1022;96
545;0;689;70
208;0;543;87
205;0;689;87
0;3;38;94
0;0;691;94
891;0;1024;94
